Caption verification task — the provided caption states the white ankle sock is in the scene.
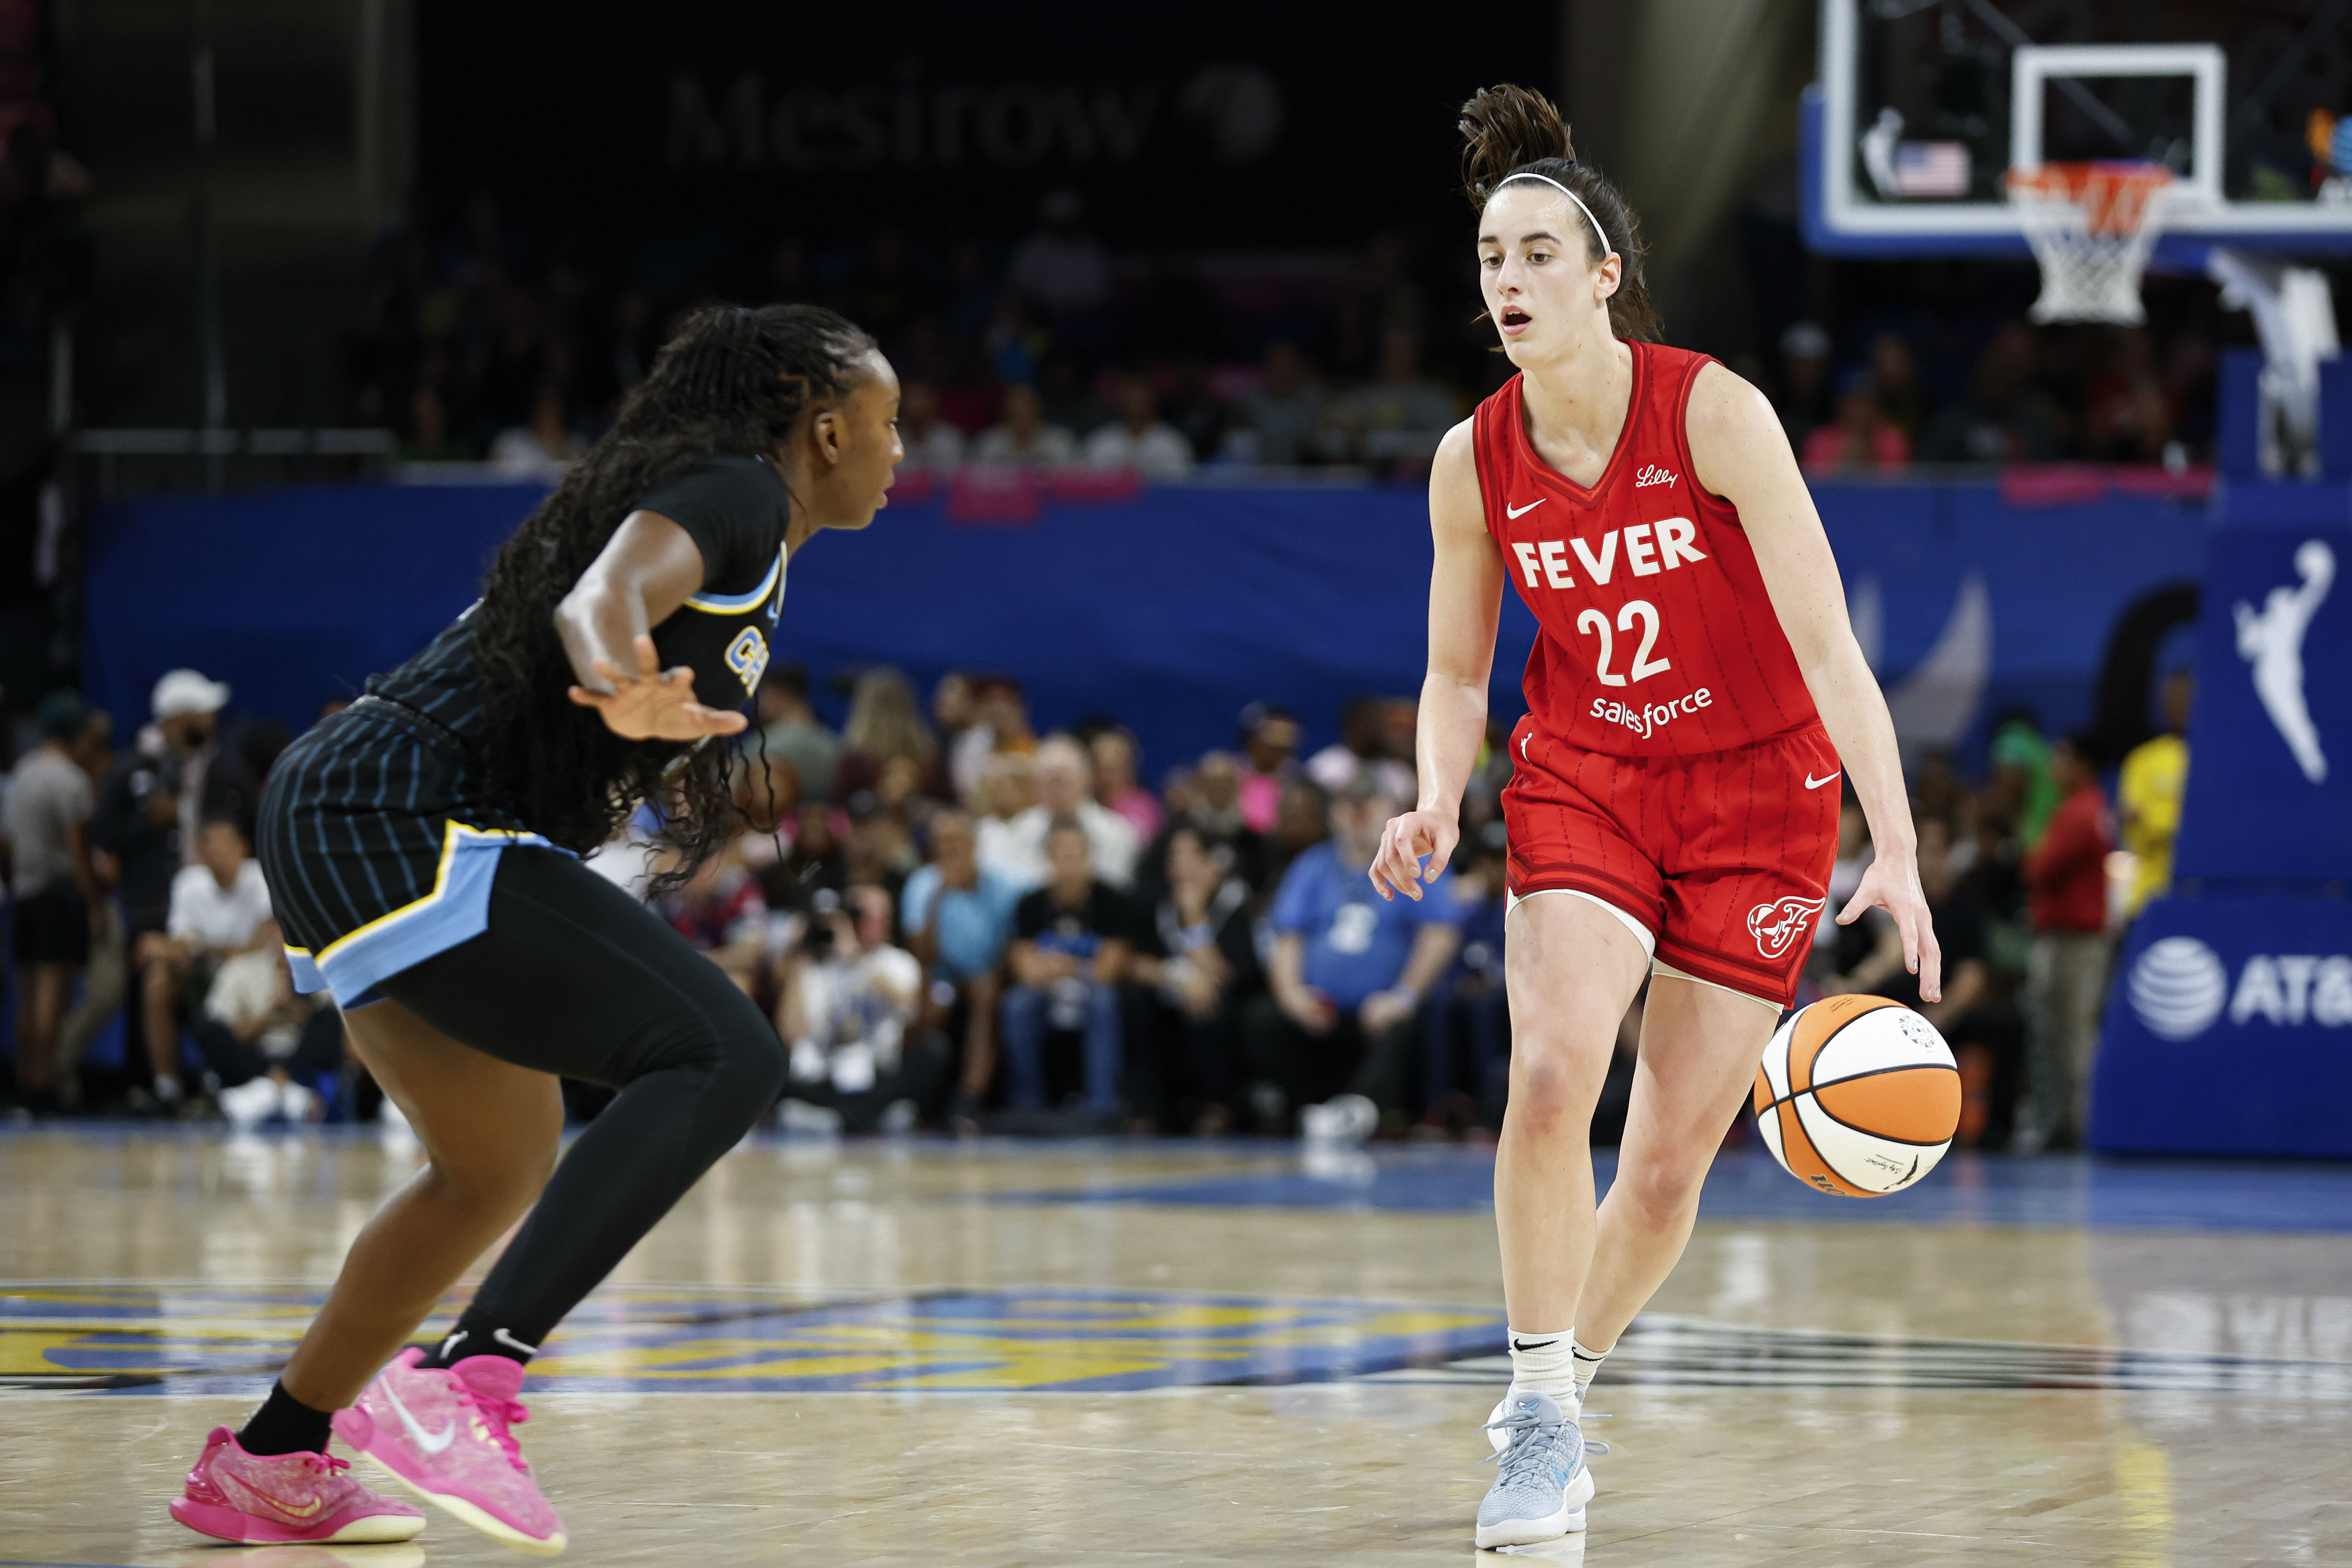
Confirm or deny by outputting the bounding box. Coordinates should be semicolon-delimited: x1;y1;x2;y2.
1570;1335;1610;1397
1506;1325;1578;1403
154;1074;183;1103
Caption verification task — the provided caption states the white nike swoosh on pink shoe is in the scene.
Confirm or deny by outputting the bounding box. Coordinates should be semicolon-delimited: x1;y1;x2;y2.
383;1379;457;1455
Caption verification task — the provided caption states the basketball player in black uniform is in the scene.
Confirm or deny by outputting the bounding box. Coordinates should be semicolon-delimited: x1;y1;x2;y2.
165;305;901;1554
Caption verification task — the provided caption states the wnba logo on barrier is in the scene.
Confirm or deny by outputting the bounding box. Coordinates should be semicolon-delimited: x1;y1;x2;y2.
1747;897;1819;960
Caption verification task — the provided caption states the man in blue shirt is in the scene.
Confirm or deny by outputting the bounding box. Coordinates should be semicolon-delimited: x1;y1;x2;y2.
1245;773;1460;1139
902;810;1021;1127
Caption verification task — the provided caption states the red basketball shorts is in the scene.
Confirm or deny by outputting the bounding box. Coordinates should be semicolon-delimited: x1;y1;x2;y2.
1501;717;1841;1007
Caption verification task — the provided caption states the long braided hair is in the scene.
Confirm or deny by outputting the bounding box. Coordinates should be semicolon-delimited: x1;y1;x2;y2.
471;303;877;876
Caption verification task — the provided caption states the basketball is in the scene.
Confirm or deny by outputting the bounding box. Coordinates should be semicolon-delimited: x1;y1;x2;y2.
1752;995;1961;1197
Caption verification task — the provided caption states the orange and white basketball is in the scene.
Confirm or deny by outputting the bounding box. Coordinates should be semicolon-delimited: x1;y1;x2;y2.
1752;995;1961;1196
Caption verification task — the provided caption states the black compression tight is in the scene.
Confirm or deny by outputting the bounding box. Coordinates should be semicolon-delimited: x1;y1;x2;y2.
378;846;786;1352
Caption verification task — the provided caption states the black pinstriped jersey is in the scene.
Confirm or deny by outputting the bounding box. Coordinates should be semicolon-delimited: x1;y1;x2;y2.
368;454;791;742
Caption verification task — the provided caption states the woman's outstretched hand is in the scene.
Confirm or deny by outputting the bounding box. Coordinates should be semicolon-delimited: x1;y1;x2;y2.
1835;851;1943;1004
1370;809;1458;902
566;634;750;742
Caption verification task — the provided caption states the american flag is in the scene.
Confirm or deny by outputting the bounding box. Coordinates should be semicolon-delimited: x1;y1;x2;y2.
1893;142;1971;198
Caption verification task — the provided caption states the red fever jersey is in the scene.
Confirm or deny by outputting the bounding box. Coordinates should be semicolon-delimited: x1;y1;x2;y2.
1474;341;1840;1005
1471;341;1820;755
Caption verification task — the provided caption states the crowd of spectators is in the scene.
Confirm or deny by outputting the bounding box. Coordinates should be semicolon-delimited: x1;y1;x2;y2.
0;654;2194;1155
339;186;2239;487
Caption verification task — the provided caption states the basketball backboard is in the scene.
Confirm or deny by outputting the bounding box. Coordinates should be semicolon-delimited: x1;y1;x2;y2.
1804;0;2352;260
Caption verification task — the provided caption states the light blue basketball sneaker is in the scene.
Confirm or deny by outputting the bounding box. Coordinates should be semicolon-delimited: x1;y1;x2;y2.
1475;1389;1595;1549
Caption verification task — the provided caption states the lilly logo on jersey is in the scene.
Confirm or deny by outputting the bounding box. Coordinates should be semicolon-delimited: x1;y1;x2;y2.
1747;896;1821;960
1634;465;1678;488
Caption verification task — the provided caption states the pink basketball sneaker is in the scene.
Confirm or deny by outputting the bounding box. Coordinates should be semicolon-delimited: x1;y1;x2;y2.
168;1426;426;1544
333;1348;568;1555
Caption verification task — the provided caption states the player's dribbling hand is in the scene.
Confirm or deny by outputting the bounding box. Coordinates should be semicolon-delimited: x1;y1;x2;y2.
1369;809;1457;902
1836;854;1943;1004
567;634;752;742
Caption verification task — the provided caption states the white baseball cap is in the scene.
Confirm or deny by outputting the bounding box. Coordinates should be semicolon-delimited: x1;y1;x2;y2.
152;668;230;722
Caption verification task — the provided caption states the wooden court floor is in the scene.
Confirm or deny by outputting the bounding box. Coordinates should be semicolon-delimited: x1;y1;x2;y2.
3;1127;2348;1565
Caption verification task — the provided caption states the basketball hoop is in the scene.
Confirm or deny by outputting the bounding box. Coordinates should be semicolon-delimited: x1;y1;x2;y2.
2004;161;2176;325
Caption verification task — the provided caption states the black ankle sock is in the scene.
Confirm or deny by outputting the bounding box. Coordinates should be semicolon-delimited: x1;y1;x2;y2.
237;1381;334;1456
426;1307;538;1369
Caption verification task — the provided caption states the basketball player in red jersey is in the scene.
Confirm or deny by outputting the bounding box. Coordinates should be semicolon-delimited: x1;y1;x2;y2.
1369;87;1942;1549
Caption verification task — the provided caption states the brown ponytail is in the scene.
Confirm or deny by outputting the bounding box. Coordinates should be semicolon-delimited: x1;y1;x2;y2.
1459;84;1662;343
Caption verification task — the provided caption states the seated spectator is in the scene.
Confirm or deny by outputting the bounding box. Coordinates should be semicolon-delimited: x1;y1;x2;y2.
1230;339;1326;465
1091;728;1163;841
195;936;347;1126
833;666;940;803
657;844;768;994
1236;702;1301;835
950;675;1037;804
1126;824;1261;1135
487;386;583;478
1324;326;1459;466
1039;352;1113;437
1082;371;1196;478
776;885;944;1133
1307;697;1414;802
1160;353;1230;461
896;378;966;471
1138;750;1264;903
756;801;847;912
1242;774;1461;1140
1002;818;1134;1122
139;815;274;1097
1419;821;1511;1137
1772;321;1832;448
902;810;1021;1125
843;790;919;905
399;383;472;462
983;734;1140;890
753;664;842;806
2085;327;2173;463
1801;368;1911;472
1009;188;1111;319
972;383;1076;468
1262;776;1332;892
1919;322;2064;464
1870;330;1923;439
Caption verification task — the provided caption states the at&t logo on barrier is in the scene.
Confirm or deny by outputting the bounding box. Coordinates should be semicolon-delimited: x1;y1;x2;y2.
2129;936;2352;1040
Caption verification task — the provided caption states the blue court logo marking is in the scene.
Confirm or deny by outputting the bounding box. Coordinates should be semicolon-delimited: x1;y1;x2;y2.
0;1284;1502;1394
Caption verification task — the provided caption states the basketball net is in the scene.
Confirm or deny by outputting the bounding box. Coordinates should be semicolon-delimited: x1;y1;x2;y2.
2003;162;2175;325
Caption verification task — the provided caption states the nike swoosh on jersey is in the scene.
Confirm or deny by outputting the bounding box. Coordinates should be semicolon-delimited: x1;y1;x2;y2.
1505;498;1545;519
383;1378;458;1455
1804;771;1841;789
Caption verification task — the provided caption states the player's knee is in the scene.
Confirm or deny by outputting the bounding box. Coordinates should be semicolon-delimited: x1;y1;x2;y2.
1507;1043;1606;1132
1613;1145;1711;1224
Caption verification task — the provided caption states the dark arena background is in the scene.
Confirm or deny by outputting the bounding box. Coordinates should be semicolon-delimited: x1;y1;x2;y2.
3;1;2351;1563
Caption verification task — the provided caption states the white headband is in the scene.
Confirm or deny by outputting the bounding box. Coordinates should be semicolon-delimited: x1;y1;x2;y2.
1496;171;1613;257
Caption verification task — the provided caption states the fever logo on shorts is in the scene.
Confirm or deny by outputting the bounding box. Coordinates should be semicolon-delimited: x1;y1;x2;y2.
1747;896;1820;960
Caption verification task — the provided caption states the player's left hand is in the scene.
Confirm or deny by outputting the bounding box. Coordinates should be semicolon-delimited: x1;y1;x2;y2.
1836;854;1942;1004
568;633;751;742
